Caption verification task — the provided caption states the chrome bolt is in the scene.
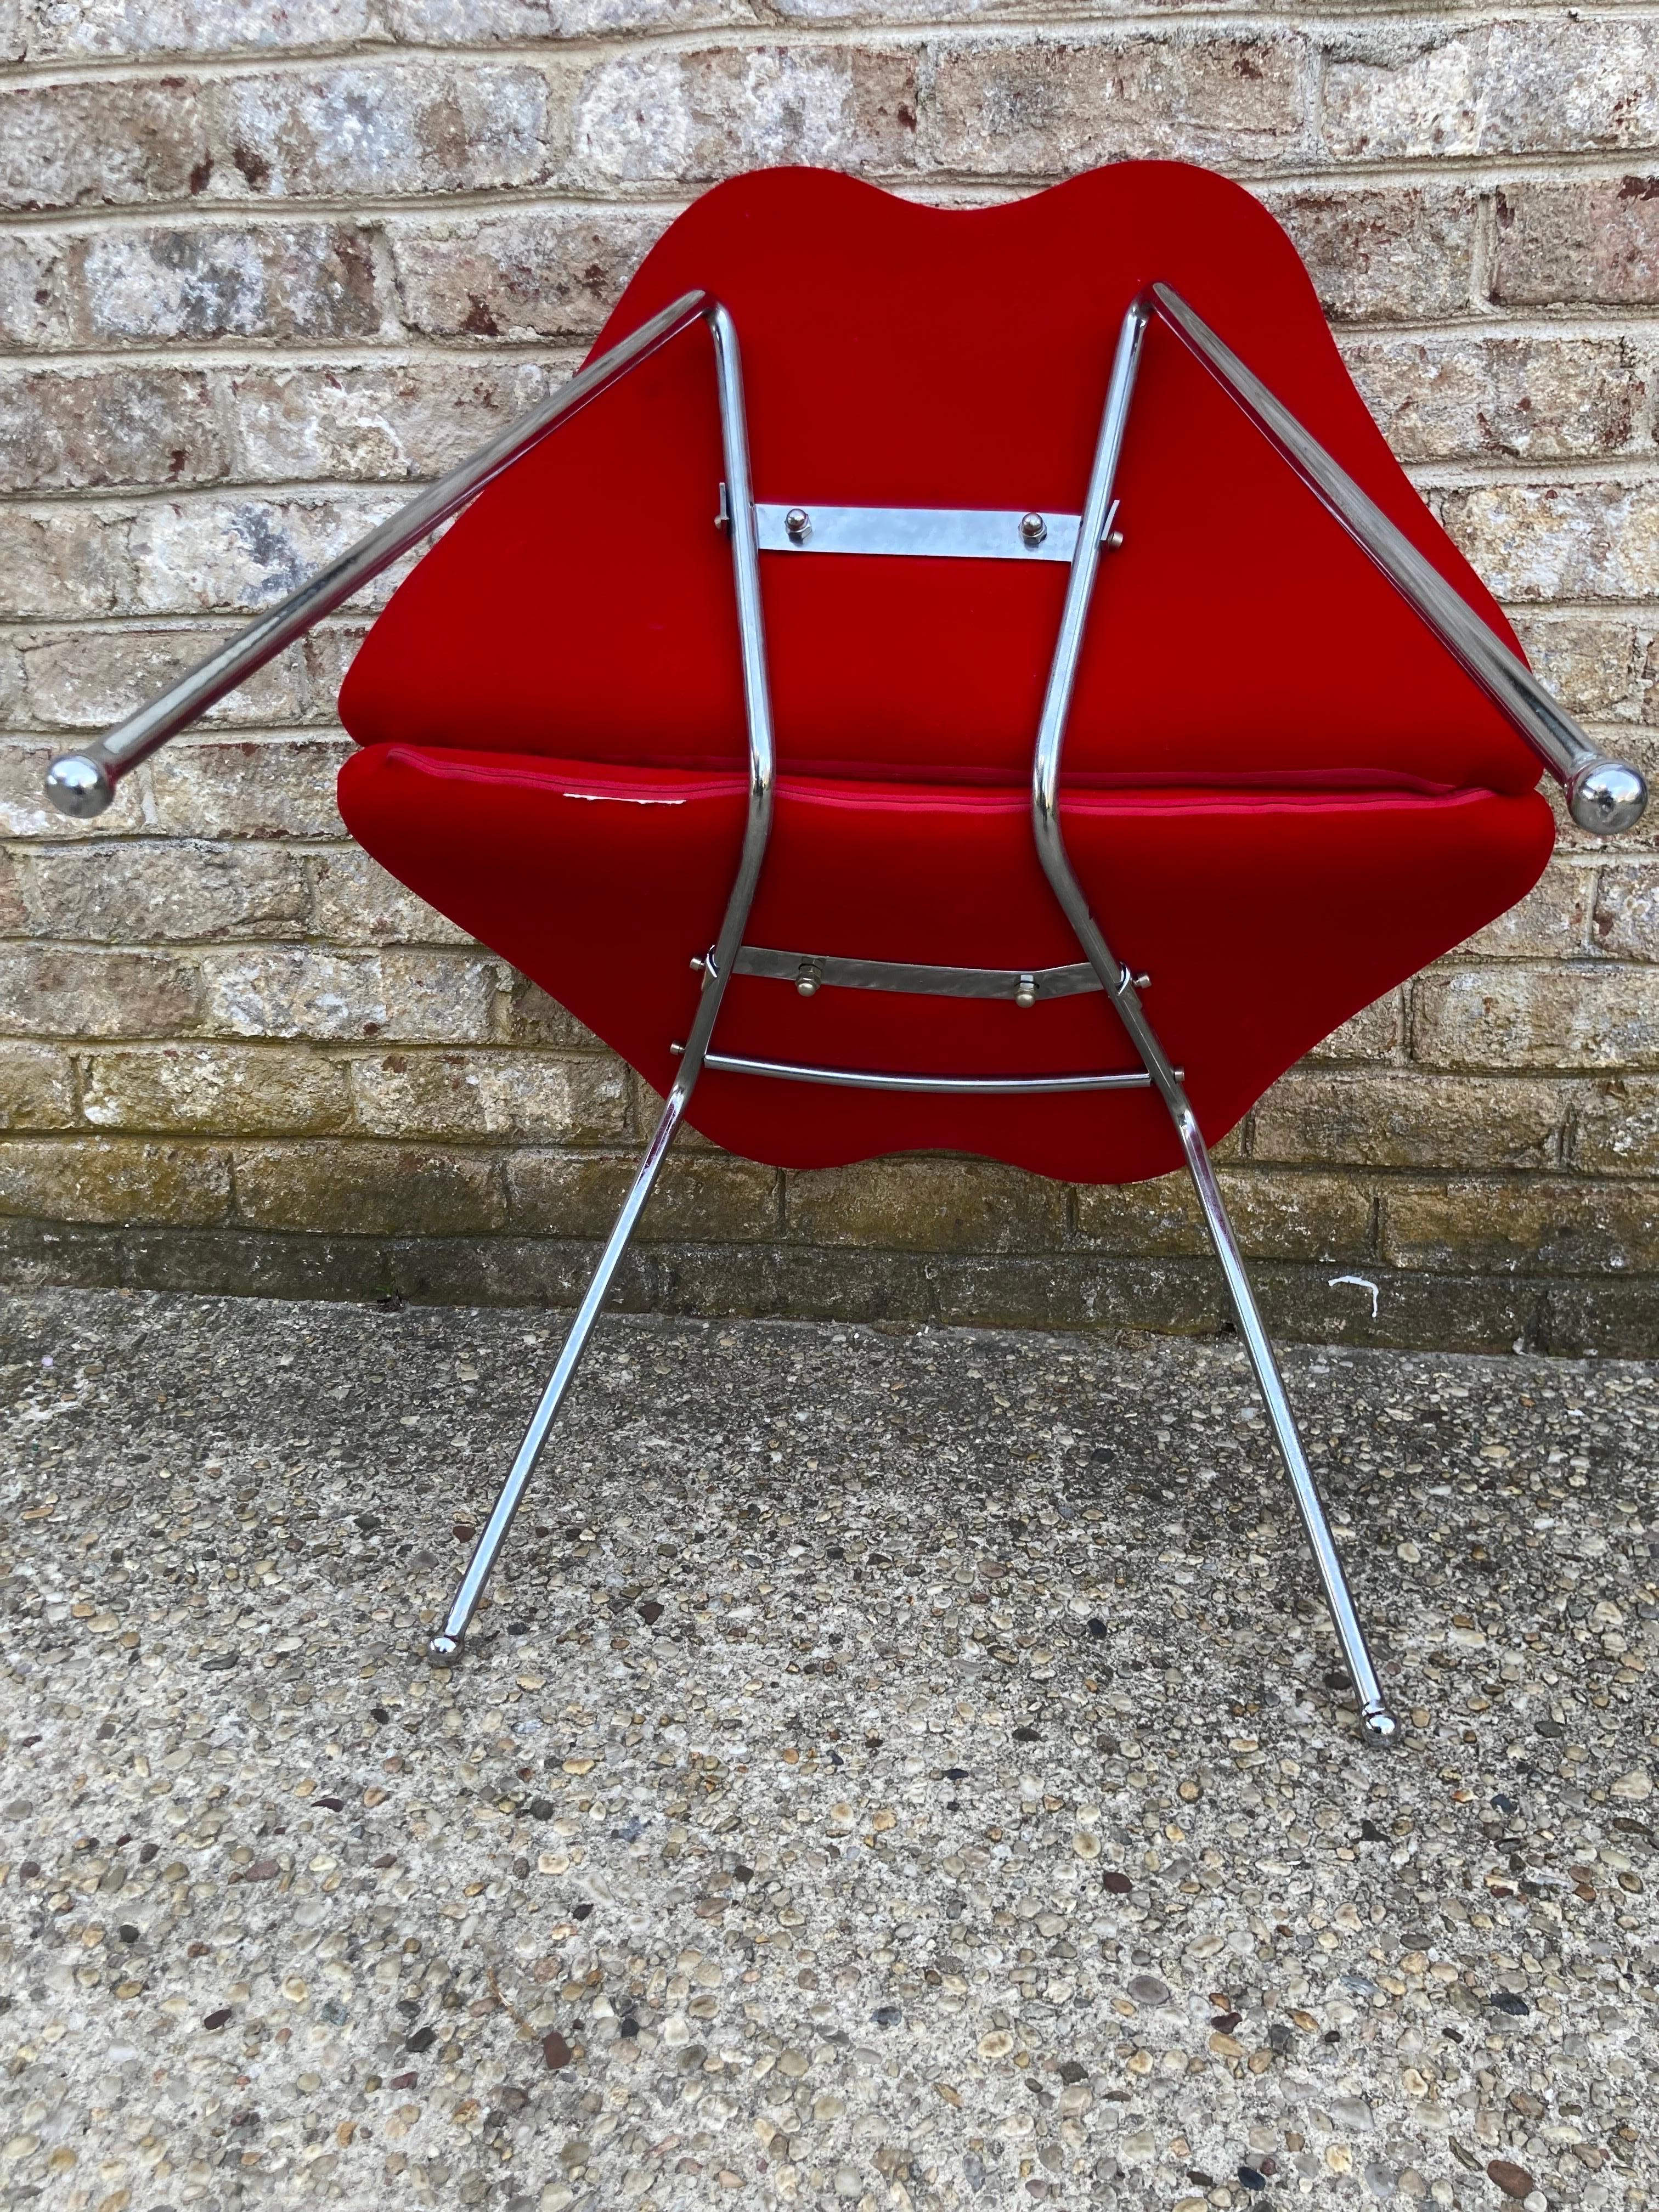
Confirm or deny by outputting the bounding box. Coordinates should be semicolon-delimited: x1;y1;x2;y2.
795;961;820;998
785;508;811;543
1019;513;1047;548
1014;973;1037;1008
1104;528;1124;551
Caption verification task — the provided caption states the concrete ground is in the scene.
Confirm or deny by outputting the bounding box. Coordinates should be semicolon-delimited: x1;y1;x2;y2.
0;1287;1654;2212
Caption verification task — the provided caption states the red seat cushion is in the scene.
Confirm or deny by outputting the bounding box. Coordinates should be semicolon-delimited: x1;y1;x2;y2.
338;746;1550;1183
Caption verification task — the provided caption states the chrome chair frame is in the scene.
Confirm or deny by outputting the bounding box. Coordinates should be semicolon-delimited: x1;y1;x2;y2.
46;284;1647;1743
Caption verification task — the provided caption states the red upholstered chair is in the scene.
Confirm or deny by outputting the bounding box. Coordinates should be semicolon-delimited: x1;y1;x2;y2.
47;163;1646;1740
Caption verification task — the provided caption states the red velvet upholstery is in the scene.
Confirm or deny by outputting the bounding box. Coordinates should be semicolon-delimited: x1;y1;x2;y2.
337;162;1553;1184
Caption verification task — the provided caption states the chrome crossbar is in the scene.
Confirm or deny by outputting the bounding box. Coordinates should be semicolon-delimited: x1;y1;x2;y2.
679;1047;1156;1094
753;501;1120;565
721;945;1107;1003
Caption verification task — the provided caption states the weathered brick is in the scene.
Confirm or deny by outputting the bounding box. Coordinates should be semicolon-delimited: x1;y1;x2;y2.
389;206;671;342
0;847;24;933
198;946;493;1043
505;1149;778;1239
0;506;131;621
786;1156;1064;1254
0;367;225;496
0;944;202;1038
25;0;372;60
16;840;310;943
19;627;308;733
82;1043;349;1133
1413;966;1659;1073
0;230;74;348
126;492;403;617
1462;860;1593;961
72;223;382;345
1077;1169;1371;1262
385;0;752;40
1436;482;1659;604
235;1138;504;1234
1323;21;1659;163
1491;178;1659;309
300;622;369;715
226;359;554;484
1592;863;1659;961
0;744;127;842
1383;1176;1659;1276
349;1048;628;1141
570;42;917;185
1252;1070;1567;1173
309;847;471;947
921;31;1306;176
1342;334;1642;465
1262;183;1477;323
0;1041;76;1128
1511;613;1643;727
0;1135;229;1223
499;974;606;1052
147;738;353;841
210;63;560;201
1573;1077;1659;1176
0;78;211;211
1301;990;1403;1066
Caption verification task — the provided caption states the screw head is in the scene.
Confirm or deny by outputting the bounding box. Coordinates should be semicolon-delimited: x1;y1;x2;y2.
795;962;820;998
1014;974;1037;1008
785;507;811;543
1019;512;1047;548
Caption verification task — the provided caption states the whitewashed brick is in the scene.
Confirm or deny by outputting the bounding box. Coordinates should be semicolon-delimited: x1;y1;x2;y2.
570;42;919;187
1324;21;1659;163
211;64;561;201
919;30;1309;176
74;223;383;345
225;359;555;484
1342;333;1643;464
18;628;309;733
390;207;665;341
1436;482;1659;604
25;0;372;61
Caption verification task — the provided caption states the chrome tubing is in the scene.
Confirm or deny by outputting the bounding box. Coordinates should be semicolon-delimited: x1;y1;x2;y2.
42;289;714;821
691;1049;1159;1094
427;302;776;1664
1032;299;1399;1741
1147;281;1645;837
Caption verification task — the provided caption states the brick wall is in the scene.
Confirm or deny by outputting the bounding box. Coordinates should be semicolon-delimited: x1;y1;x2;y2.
2;0;1657;1354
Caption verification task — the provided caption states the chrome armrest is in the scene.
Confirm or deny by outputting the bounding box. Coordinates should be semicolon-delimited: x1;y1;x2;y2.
1146;282;1646;836
43;289;715;821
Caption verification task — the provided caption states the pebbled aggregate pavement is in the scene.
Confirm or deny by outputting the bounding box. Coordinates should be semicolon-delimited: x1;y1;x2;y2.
0;1286;1654;2212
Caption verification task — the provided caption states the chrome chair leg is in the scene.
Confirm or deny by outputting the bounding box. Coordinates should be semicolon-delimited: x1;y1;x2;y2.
1178;1122;1397;1739
1028;296;1397;1741
426;1093;685;1663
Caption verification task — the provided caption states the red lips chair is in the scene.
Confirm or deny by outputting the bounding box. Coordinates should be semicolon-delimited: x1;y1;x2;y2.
47;162;1646;1740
